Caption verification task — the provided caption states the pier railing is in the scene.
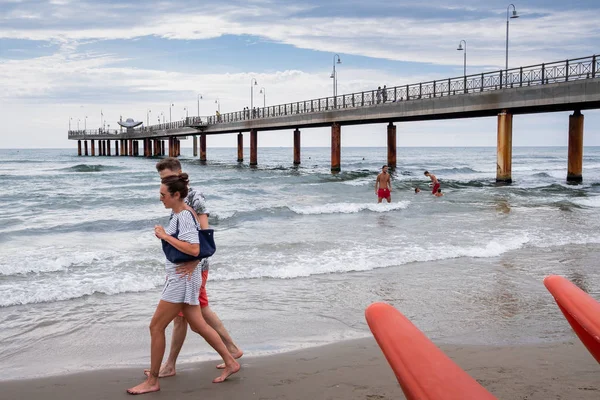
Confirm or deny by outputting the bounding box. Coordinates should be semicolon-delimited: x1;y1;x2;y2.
203;54;598;125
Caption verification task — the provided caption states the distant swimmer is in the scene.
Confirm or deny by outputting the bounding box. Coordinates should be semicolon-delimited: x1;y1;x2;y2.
414;187;421;194
375;165;392;203
434;188;444;197
424;171;440;195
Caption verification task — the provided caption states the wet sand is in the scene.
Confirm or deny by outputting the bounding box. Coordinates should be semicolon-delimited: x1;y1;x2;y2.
1;337;598;400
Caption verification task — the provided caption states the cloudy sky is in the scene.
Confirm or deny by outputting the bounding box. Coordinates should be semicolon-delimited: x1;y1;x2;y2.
0;0;599;148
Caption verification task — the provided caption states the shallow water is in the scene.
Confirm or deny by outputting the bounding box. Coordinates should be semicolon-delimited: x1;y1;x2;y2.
0;146;599;380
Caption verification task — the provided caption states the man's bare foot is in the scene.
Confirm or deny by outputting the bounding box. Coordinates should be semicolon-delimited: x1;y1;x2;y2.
212;361;240;383
143;364;176;378
216;349;243;369
127;380;160;395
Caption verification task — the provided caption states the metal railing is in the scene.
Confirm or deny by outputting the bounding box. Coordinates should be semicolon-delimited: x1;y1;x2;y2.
201;54;598;125
68;54;598;138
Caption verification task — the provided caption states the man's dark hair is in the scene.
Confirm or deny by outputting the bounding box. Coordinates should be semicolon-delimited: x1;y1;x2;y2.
382;165;388;170
156;158;182;172
424;171;429;175
414;187;419;193
437;188;442;193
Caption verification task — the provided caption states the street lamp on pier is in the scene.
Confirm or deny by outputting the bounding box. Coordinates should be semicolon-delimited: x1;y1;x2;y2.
84;116;88;131
183;107;188;119
147;109;151;126
169;103;174;123
331;54;342;97
69;117;73;131
160;112;165;124
457;40;467;77
259;87;266;107
250;78;258;116
505;4;519;79
197;94;203;117
77;118;80;131
215;98;220;113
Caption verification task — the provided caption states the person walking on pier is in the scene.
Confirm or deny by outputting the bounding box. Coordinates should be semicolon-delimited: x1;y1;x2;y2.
142;159;243;378
376;86;382;104
127;173;240;395
375;165;392;203
424;171;440;195
382;85;388;103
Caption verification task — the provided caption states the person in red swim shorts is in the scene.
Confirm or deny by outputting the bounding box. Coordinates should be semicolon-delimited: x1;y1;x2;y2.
425;170;440;195
375;165;392;203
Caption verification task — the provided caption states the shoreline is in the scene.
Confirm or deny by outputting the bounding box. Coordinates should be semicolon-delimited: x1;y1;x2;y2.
1;337;598;400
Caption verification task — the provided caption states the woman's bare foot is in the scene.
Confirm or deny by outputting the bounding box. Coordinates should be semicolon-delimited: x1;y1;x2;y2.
127;379;160;395
143;364;176;378
212;361;240;383
216;349;243;369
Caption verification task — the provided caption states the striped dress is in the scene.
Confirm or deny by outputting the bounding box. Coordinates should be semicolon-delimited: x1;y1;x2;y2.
160;210;201;305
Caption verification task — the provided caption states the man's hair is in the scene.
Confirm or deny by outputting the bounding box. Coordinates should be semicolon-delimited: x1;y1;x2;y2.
437;188;442;193
414;187;419;193
424;171;429;175
382;165;387;170
156;158;182;172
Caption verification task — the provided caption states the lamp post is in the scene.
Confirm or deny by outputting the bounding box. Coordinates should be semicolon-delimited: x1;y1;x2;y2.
215;98;220;113
259;87;266;107
505;4;519;81
331;54;342;97
84;116;88;131
250;78;258;116
160;112;165;124
69;117;72;131
197;94;203;117
169;103;174;123
457;40;467;77
183;107;188;119
147;109;151;126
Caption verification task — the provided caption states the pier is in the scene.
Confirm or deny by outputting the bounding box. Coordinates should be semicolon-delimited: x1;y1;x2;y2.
68;55;600;182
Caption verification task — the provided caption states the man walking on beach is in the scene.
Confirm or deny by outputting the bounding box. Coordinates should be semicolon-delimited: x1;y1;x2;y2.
149;158;243;378
375;165;392;203
424;171;440;195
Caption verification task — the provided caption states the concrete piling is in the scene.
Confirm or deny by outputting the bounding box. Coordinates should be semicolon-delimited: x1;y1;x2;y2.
331;123;341;172
567;110;584;183
496;110;513;183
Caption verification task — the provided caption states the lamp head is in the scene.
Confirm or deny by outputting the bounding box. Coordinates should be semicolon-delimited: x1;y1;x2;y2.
259;89;263;94
330;72;335;79
337;58;342;64
511;10;519;18
457;44;463;51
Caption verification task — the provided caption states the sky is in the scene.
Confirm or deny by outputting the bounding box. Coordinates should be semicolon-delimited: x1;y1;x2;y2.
0;0;599;148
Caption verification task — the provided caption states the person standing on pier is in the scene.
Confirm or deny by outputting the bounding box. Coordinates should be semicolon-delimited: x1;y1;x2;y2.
127;173;240;395
375;165;392;203
424;171;440;195
144;158;243;379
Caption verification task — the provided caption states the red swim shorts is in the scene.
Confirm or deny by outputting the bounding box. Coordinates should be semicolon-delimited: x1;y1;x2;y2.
432;182;440;194
378;188;391;199
178;270;209;317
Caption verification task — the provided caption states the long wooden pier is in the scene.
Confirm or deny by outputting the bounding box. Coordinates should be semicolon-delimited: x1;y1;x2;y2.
68;55;600;182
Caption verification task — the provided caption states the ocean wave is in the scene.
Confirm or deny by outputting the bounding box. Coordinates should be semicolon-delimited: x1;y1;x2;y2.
435;167;482;174
288;201;410;215
58;164;125;173
0;252;99;276
0;272;163;307
572;196;600;208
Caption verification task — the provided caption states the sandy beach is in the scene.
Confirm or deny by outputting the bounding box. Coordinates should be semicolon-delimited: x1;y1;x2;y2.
1;337;598;400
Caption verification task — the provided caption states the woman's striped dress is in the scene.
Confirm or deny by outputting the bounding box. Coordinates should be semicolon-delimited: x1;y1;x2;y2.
160;210;201;305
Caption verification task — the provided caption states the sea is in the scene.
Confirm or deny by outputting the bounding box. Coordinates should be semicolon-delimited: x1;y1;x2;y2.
1;146;599;381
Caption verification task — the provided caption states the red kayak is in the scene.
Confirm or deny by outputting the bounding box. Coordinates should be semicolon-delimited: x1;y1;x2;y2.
365;302;497;400
544;275;600;363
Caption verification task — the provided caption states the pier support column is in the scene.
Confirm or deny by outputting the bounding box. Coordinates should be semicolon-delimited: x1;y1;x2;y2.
84;140;88;156
77;140;82;156
168;137;173;157
237;133;244;162
128;140;133;156
200;134;207;162
331;123;341;172
250;129;258;166
387;123;397;169
193;136;198;157
567;110;584;183
496;110;513;183
102;140;106;156
144;139;148;157
177;139;181;156
294;129;301;165
161;140;165;156
107;140;111;156
91;139;95;156
115;141;119;156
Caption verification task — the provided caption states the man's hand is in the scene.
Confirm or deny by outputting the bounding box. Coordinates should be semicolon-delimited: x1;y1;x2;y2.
176;260;200;280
